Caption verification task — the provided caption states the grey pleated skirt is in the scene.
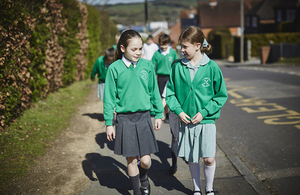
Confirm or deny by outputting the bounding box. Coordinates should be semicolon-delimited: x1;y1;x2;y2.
114;110;159;157
169;111;180;138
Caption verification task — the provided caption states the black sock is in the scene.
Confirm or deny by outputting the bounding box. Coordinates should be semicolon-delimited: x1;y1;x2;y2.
129;174;141;195
139;167;149;187
171;136;178;167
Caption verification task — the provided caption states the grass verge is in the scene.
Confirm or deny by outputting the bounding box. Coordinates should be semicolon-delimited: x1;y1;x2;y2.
0;79;93;188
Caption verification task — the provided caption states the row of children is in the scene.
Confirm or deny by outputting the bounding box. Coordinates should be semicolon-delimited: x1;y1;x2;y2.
90;26;228;195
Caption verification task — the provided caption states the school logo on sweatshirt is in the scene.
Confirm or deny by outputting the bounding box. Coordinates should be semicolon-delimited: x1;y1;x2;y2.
141;70;148;80
202;77;211;87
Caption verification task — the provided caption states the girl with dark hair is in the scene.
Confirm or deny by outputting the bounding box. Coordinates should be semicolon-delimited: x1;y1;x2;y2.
104;29;163;195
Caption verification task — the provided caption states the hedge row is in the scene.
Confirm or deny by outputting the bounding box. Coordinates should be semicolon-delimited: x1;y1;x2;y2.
208;28;233;59
245;32;300;57
0;0;118;130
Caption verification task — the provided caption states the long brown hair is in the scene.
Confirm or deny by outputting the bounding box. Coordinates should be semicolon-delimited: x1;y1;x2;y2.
114;29;142;60
179;26;212;55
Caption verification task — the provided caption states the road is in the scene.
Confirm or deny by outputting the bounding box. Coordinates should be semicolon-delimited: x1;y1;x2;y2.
217;64;300;195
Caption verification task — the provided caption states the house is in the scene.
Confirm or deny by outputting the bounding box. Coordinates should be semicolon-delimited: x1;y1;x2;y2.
273;0;300;32
245;0;300;33
169;20;181;45
181;7;200;31
197;0;262;37
245;0;280;33
148;21;168;32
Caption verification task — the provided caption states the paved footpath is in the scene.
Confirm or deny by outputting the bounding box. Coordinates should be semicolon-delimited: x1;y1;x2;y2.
78;113;269;194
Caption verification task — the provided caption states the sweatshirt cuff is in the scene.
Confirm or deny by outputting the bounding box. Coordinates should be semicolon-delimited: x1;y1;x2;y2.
200;108;208;118
105;120;113;126
175;107;184;116
155;113;163;119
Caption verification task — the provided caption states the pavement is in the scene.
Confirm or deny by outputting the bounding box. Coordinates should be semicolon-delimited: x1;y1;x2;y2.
214;58;300;76
78;118;264;195
78;59;300;195
78;114;271;195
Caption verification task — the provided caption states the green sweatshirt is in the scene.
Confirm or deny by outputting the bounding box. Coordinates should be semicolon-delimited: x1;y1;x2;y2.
90;56;108;82
166;59;228;124
151;48;178;76
104;58;164;126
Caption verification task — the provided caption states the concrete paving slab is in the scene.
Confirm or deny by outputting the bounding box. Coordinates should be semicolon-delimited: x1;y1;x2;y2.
79;118;262;195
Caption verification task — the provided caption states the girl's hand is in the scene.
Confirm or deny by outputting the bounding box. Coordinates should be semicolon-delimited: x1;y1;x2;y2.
106;126;115;141
154;119;162;130
179;112;191;124
191;112;203;124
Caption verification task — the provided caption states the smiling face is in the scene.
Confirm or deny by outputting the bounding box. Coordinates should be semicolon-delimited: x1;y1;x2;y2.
180;41;201;60
121;37;143;62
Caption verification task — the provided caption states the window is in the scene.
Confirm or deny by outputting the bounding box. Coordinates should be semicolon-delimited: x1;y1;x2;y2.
252;17;258;28
246;16;250;27
277;10;282;22
286;9;296;21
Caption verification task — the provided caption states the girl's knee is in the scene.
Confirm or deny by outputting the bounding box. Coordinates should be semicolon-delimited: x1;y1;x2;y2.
127;157;138;166
140;155;151;168
203;157;215;166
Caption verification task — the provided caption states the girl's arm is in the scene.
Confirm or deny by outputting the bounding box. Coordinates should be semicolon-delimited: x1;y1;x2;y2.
149;65;164;119
90;58;99;81
200;66;228;118
154;119;162;130
103;67;117;126
166;66;191;124
165;69;184;116
106;126;115;141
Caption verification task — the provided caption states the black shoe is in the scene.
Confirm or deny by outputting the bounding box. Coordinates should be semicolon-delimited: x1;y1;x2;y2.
169;165;177;175
206;189;216;195
193;190;202;195
140;184;150;195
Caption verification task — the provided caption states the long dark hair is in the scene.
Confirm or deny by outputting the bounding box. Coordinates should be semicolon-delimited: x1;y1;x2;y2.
179;26;212;55
115;29;142;60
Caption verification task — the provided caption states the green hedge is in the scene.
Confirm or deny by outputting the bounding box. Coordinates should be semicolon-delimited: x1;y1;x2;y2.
59;0;82;85
245;32;300;57
0;0;117;130
85;6;118;78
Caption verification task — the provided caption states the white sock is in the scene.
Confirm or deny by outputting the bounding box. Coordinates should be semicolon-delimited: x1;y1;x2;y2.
188;162;201;194
204;162;216;195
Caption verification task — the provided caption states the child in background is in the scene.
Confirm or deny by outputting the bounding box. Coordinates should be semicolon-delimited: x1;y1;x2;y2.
161;81;180;175
104;29;164;195
166;26;228;195
151;33;178;121
141;35;159;61
113;33;120;50
90;47;115;102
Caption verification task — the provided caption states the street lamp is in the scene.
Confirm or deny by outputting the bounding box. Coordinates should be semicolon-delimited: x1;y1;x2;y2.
240;0;244;62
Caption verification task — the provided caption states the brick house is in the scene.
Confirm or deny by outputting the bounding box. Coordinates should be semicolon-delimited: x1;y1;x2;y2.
245;0;300;33
197;0;262;37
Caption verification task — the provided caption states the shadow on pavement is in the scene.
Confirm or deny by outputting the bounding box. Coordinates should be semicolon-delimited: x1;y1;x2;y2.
150;141;192;194
82;133;191;194
95;132;115;150
82;113;105;122
82;153;131;195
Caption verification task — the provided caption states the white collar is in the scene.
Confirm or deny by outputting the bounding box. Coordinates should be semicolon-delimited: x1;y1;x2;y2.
122;55;137;68
159;46;170;56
